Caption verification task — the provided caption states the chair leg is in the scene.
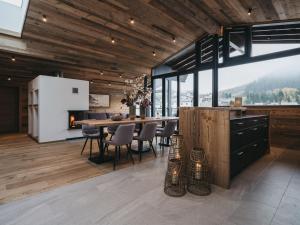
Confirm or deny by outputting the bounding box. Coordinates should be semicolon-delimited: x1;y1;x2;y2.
159;137;162;150
113;146;118;170
127;144;135;165
149;140;157;158
104;143;109;154
139;141;143;162
118;146;121;160
81;138;88;155
96;138;100;152
89;138;93;158
162;137;165;156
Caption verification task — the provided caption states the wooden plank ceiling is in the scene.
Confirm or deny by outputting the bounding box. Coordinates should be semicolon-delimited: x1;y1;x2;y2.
0;0;299;93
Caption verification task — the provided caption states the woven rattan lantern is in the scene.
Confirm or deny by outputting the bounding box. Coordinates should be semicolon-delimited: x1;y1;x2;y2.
164;135;186;197
187;147;211;196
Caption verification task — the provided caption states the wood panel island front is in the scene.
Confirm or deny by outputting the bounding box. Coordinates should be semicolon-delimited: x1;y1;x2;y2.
179;107;270;189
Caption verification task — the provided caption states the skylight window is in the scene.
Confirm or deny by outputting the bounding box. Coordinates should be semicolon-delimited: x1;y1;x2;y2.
0;0;22;7
0;0;28;37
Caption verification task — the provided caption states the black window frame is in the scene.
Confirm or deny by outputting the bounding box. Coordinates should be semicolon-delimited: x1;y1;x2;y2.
151;21;300;116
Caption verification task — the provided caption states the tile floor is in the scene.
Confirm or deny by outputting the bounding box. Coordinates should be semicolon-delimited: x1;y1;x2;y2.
0;146;299;225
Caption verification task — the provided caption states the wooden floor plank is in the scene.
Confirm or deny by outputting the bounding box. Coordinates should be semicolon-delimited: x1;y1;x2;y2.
0;133;158;203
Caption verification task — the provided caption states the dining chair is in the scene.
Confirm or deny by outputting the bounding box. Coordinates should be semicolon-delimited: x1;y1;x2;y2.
155;120;177;155
133;122;157;161
81;125;100;158
103;124;135;170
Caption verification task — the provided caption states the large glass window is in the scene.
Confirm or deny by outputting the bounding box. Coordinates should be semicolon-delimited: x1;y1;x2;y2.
165;76;178;116
218;54;300;106
179;74;194;106
198;70;212;107
153;79;163;116
252;44;300;57
0;0;22;7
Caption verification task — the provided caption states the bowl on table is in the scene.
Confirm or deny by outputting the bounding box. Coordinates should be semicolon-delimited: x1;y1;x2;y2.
111;114;123;121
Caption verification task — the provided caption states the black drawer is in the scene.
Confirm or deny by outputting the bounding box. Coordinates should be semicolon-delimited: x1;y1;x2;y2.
231;116;269;131
230;119;248;131
231;129;246;151
230;146;251;177
231;124;267;152
248;140;265;161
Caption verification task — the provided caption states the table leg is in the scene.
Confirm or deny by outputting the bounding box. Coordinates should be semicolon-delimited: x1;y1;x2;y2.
89;126;112;164
132;123;149;154
99;126;104;159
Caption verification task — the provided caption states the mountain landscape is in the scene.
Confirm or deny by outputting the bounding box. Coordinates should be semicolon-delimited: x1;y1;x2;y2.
219;70;300;105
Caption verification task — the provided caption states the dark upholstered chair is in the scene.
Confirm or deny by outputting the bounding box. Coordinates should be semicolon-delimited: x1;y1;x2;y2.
88;112;107;120
103;124;135;170
133;123;157;161
81;125;100;158
155;120;177;154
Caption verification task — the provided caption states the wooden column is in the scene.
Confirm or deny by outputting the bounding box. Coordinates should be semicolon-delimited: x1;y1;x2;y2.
179;107;231;188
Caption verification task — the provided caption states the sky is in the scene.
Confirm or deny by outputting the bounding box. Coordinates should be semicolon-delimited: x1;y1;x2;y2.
219;48;300;91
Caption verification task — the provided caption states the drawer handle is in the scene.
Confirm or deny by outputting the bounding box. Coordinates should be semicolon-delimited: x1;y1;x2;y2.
237;151;244;156
252;144;258;148
237;132;244;135
252;119;258;122
236;122;244;125
251;128;258;131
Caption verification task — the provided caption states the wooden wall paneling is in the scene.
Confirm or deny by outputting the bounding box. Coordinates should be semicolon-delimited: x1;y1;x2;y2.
247;107;300;149
179;107;231;188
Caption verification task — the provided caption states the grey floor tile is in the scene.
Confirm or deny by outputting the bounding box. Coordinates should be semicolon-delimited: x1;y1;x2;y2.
0;147;299;225
271;195;300;225
228;201;276;225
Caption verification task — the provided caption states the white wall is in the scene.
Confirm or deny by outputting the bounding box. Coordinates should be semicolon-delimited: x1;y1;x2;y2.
36;76;89;142
0;0;29;37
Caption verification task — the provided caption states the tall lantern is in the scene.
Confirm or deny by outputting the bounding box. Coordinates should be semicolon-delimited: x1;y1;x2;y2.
164;135;186;197
187;148;211;196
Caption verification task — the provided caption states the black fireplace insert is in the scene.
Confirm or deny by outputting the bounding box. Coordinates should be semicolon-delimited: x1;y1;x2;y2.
68;110;87;129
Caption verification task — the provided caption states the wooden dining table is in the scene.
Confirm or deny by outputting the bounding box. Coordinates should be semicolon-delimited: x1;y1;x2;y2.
76;117;179;164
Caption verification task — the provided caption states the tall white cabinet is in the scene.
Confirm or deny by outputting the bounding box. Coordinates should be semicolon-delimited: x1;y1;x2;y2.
28;75;89;143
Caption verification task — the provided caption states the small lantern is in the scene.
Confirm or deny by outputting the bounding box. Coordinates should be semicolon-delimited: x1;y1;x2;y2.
164;135;186;197
187;148;211;196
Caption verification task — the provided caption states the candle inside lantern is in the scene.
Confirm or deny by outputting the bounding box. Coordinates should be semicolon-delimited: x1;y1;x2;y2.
171;170;179;185
175;151;180;159
195;163;202;180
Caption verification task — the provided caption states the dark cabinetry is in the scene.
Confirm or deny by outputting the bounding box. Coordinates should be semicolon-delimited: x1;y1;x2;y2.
230;115;269;177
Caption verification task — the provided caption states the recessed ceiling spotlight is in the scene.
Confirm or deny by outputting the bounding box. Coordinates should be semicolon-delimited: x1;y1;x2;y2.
111;38;115;44
172;37;176;43
100;71;104;75
152;51;156;57
130;18;135;24
108;83;112;86
7;76;11;81
11;56;15;62
42;15;47;22
90;80;94;84
248;8;252;16
119;74;123;78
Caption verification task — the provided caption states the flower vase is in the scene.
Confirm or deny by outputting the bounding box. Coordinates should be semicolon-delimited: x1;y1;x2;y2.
129;106;136;120
140;106;146;119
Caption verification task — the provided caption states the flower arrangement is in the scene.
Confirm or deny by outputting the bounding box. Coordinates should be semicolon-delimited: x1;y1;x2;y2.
121;75;152;108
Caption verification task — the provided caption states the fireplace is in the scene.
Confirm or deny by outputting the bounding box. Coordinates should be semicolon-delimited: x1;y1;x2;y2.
68;110;87;129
